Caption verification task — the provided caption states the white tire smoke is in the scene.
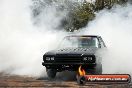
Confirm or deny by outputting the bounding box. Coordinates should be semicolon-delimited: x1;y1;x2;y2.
82;4;132;74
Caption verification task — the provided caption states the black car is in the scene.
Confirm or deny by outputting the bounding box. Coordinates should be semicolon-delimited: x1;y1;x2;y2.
42;35;106;78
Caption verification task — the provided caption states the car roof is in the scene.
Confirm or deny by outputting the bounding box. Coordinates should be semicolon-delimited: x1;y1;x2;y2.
66;35;101;38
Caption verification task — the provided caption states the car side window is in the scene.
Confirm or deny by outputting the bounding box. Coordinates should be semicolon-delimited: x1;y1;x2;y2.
98;37;106;48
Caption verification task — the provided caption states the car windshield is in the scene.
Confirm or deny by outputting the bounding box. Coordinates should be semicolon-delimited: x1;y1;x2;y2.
59;36;99;48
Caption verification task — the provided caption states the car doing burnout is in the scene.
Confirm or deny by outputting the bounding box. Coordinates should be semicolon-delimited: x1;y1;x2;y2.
42;35;106;78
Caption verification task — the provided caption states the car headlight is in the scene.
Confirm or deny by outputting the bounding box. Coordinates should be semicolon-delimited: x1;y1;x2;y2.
83;57;92;61
45;57;54;61
50;57;54;60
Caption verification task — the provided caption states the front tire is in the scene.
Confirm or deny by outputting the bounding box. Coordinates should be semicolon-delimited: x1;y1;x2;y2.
46;68;56;79
95;64;102;74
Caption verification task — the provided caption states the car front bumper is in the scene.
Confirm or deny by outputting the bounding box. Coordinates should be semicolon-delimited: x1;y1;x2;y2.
42;62;96;71
42;62;96;66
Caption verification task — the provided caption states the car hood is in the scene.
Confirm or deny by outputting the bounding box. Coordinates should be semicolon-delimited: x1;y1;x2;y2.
45;47;98;56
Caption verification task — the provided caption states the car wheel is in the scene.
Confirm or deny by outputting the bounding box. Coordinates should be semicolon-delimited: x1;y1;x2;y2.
77;76;86;85
95;64;102;74
46;68;56;79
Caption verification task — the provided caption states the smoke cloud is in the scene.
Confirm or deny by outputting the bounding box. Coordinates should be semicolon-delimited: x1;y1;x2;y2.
0;0;67;77
81;4;132;74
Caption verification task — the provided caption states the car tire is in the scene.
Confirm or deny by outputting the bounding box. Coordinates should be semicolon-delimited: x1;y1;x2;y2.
77;76;86;85
95;64;102;74
46;68;56;79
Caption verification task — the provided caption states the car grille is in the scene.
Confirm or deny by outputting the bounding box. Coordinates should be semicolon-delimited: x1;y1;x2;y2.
54;54;82;63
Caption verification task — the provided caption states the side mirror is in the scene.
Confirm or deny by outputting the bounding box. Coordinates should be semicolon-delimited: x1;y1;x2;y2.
98;44;101;48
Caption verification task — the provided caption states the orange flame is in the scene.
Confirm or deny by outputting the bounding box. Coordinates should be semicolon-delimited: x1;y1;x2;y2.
78;65;86;76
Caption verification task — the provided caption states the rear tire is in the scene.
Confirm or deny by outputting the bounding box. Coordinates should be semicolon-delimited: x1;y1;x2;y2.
46;68;56;79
